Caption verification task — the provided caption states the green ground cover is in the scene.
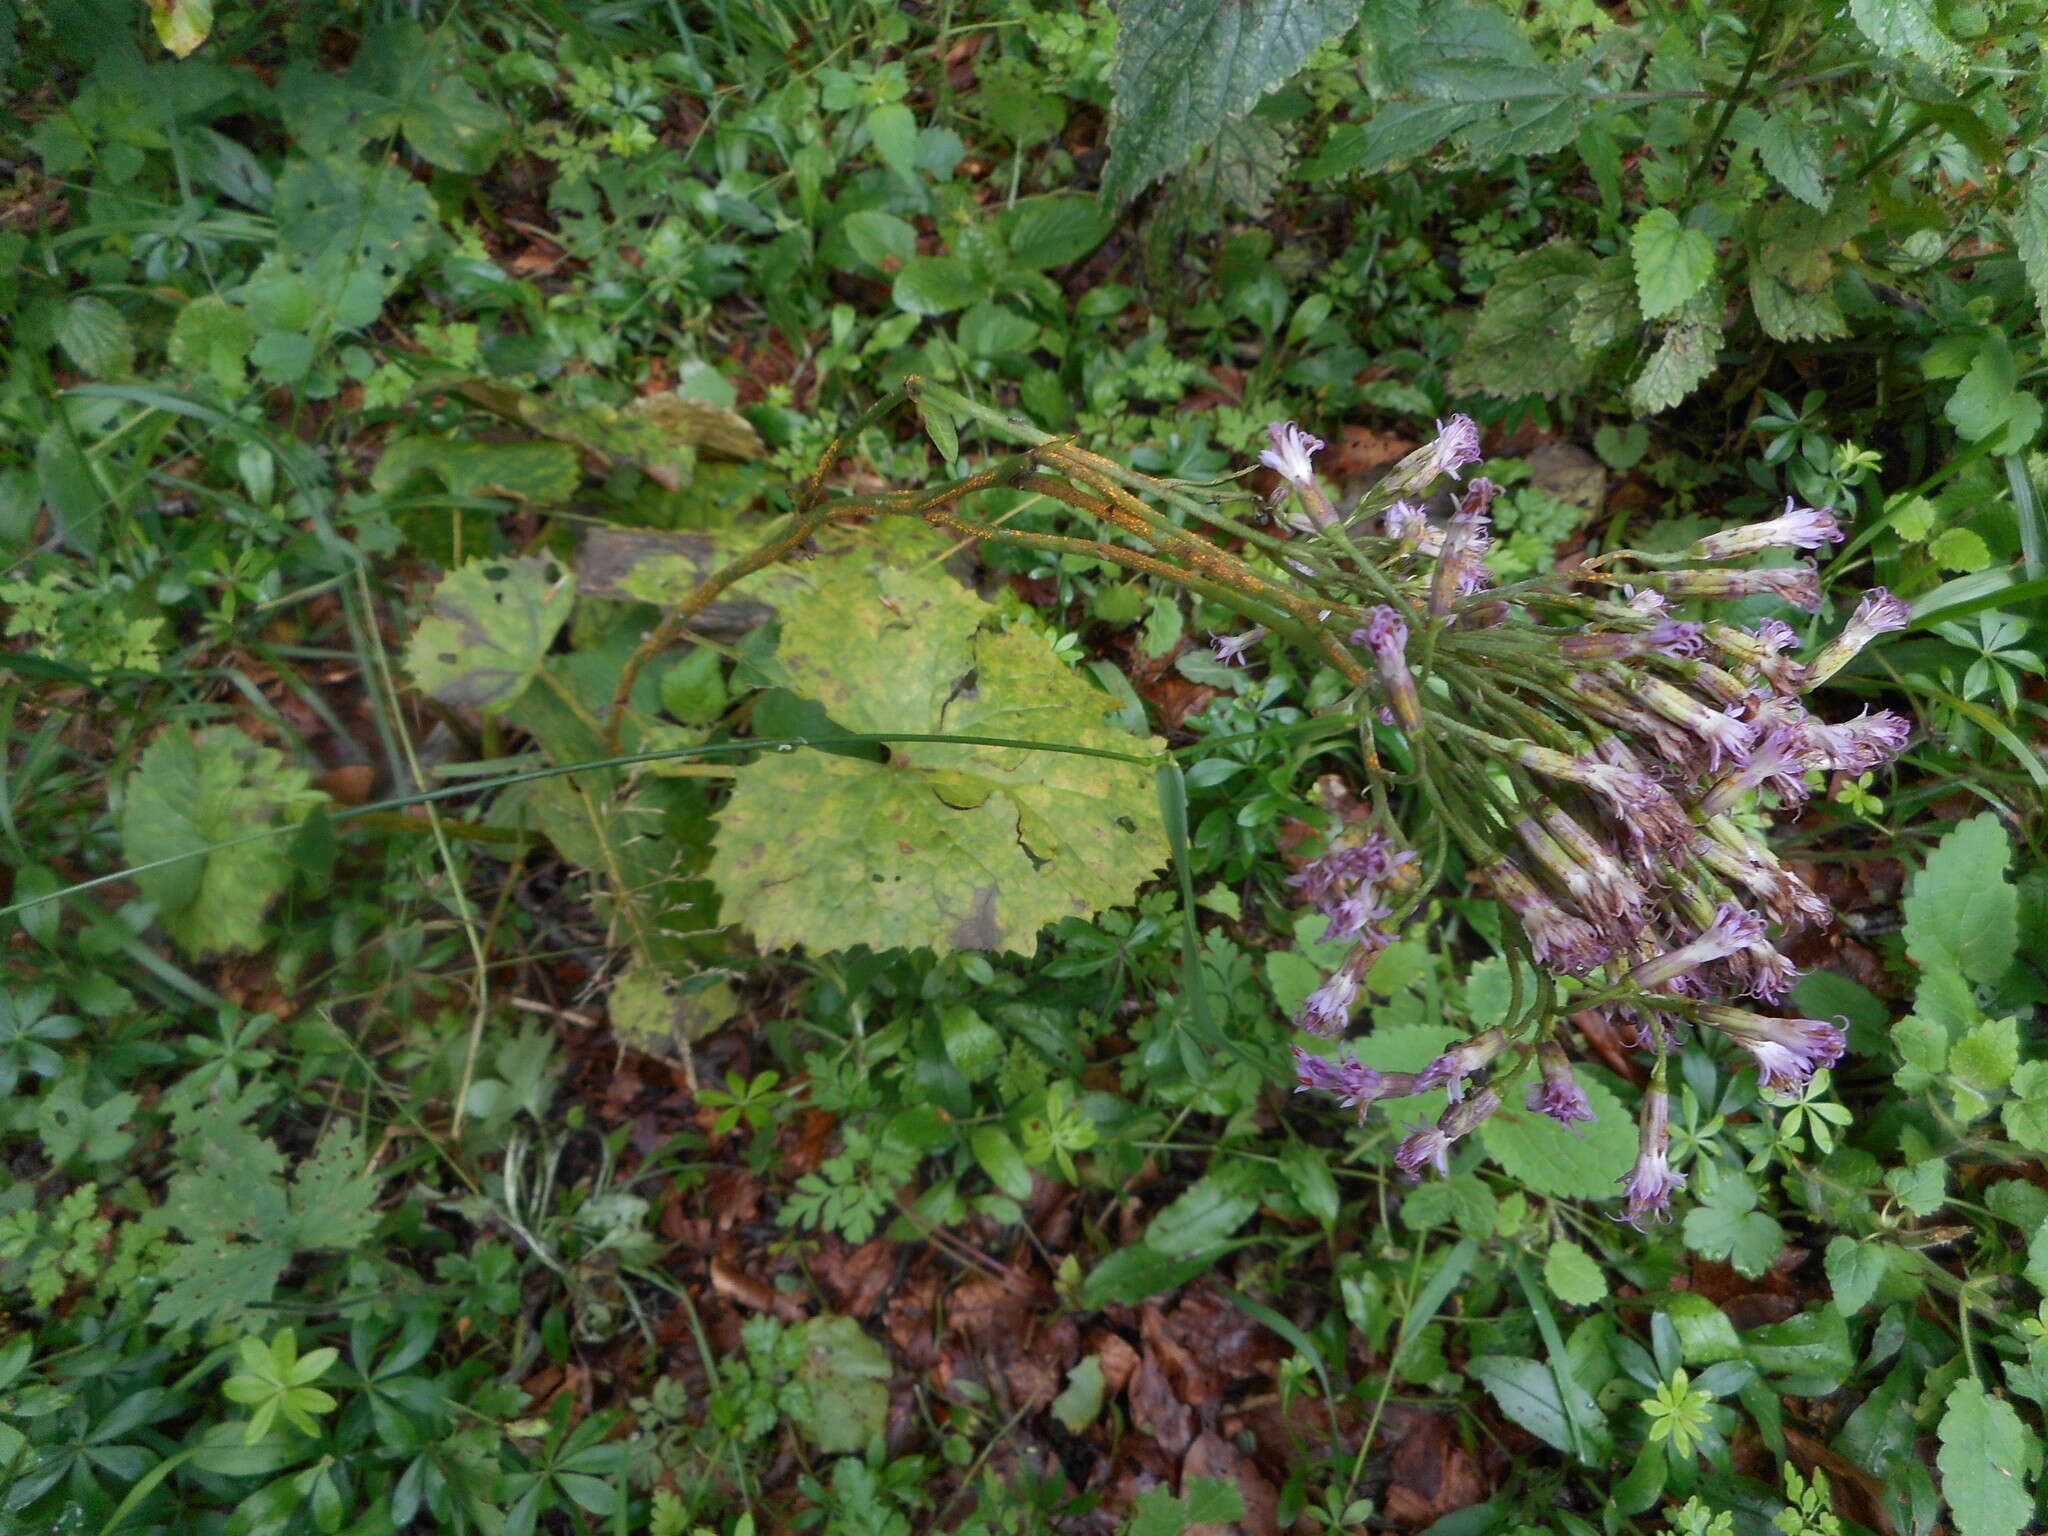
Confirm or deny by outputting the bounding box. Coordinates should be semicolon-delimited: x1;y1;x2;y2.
3;1;2048;1533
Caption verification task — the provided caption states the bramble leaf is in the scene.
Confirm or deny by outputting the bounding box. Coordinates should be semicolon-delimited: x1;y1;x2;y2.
1102;0;1358;202
403;557;574;714
121;727;323;957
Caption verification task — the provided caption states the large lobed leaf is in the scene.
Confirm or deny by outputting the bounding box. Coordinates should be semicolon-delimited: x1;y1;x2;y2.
403;556;574;714
708;554;1167;957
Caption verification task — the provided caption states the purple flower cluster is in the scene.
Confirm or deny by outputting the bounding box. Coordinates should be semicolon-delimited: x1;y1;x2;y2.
1252;418;1908;1224
1287;830;1415;1036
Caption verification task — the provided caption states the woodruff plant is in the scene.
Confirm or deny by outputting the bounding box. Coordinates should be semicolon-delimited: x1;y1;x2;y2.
633;380;1908;1225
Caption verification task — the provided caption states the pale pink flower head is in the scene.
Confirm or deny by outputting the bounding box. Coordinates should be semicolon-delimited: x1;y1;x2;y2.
1260;421;1324;490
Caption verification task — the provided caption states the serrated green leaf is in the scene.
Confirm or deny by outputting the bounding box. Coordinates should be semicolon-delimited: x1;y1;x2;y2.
1824;1235;1888;1314
1564;256;1639;354
1102;0;1358;202
2028;1218;2048;1294
792;1317;889;1455
1005;195;1114;271
2015;164;2048;326
1938;1378;2043;1536
150;1116;376;1329
404;557;574;714
121;727;323;957
1144;1166;1260;1257
841;209;918;270
168;296;255;388
1903;813;2016;986
1848;0;1961;65
52;295;133;377
1926;526;1994;573
1950;1016;2019;1095
1448;240;1603;400
319;20;506;173
1886;1158;1948;1217
1542;1239;1607;1307
1745;1307;1853;1394
1079;1244;1209;1308
2002;1061;2048;1153
1630;209;1715;320
865;101;919;183
1750;110;1827;209
1279;1140;1340;1227
1752;274;1848;342
1479;1075;1635;1200
1628;288;1724;415
1468;1356;1577;1456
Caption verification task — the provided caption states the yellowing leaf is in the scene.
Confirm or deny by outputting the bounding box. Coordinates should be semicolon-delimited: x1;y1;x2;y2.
403;557;574;713
709;558;1167;956
148;0;213;57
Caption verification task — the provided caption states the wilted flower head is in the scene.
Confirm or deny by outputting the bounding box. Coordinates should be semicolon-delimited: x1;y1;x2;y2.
1805;587;1910;688
1527;1041;1596;1128
1687;500;1846;560
1293;968;1359;1037
1619;1087;1686;1227
1804;708;1911;774
1697;1007;1845;1093
1419;1028;1511;1103
1224;409;1904;1221
1212;628;1266;667
1429;415;1483;481
1395;1088;1501;1180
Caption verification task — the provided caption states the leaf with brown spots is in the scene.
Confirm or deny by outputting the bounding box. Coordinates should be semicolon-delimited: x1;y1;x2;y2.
709;551;1168;956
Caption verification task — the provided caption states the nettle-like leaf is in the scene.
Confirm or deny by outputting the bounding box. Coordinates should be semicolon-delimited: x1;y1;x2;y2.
121;727;324;957
1627;284;1725;416
708;553;1167;957
1630;209;1715;321
404;557;574;714
1847;0;1962;67
1102;0;1358;203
